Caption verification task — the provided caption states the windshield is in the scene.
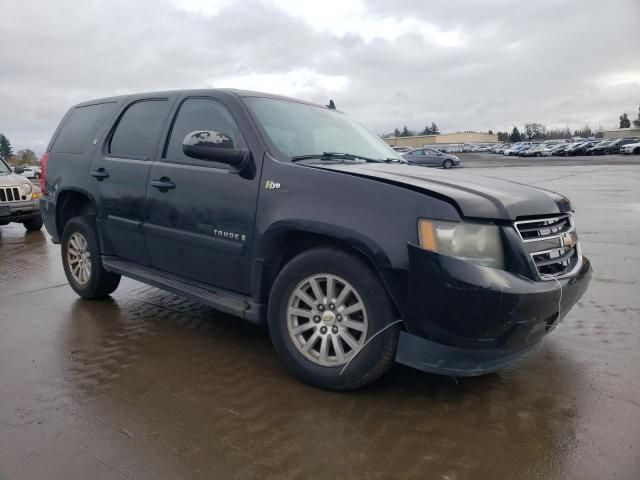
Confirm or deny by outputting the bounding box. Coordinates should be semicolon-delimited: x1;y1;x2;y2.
244;97;403;162
0;157;11;174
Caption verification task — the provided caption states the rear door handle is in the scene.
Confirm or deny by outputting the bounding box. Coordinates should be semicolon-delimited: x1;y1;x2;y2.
90;168;109;181
151;177;176;192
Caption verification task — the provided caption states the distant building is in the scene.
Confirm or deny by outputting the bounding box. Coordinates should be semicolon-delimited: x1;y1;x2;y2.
596;127;640;139
384;132;498;148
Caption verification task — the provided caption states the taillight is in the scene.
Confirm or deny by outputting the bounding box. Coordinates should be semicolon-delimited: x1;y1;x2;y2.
40;152;49;192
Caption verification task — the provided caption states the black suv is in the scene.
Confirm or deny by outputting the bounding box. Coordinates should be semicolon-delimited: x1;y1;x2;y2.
41;89;591;390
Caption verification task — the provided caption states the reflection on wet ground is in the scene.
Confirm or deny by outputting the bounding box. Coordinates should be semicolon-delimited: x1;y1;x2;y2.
1;163;639;479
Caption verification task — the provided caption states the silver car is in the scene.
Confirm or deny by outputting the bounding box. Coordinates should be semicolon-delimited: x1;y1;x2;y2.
0;156;43;231
402;148;461;169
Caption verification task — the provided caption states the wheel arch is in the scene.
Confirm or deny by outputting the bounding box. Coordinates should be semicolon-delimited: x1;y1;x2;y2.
255;222;404;319
55;188;98;236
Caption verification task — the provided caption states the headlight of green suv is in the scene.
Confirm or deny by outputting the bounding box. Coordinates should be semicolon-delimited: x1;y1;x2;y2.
19;182;33;195
418;219;505;269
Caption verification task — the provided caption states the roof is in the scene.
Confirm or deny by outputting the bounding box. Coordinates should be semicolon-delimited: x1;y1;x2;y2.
74;88;326;109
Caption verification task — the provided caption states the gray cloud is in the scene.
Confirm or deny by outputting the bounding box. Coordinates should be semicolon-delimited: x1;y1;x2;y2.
1;0;638;155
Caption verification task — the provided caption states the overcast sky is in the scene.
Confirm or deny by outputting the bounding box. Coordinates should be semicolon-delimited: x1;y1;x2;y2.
1;0;639;155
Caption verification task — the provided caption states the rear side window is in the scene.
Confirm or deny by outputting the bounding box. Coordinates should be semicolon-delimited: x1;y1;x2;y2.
51;102;115;154
110;100;169;159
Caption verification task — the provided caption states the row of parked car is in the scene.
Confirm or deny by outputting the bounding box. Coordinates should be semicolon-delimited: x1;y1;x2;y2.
486;138;640;157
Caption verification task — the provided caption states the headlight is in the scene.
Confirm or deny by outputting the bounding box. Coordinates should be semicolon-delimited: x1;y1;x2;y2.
19;182;33;195
418;219;505;269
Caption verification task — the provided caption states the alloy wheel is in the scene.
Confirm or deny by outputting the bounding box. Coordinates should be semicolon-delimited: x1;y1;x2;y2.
286;274;368;367
67;232;92;285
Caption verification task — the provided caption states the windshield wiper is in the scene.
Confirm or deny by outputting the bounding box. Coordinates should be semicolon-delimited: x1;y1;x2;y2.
291;152;398;163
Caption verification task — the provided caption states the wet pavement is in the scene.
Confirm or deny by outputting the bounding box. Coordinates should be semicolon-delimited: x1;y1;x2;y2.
1;159;639;479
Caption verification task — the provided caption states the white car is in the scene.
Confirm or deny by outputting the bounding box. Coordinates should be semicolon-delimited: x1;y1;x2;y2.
12;166;40;179
620;142;640;155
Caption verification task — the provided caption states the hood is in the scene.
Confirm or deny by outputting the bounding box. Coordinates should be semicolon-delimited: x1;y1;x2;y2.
0;172;31;187
313;163;571;220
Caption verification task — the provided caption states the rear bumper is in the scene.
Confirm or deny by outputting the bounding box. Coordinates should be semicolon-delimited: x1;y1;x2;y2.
396;244;591;375
40;197;60;242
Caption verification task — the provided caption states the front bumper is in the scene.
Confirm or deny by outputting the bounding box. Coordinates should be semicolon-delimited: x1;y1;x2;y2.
395;244;592;375
0;199;41;224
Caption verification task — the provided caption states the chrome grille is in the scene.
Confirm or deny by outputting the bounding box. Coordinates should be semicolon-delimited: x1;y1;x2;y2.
514;214;573;242
514;214;582;280
0;186;21;202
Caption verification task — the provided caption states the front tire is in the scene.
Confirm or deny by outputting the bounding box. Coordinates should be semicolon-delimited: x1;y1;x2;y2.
23;215;43;232
61;216;121;299
268;248;399;390
443;159;454;169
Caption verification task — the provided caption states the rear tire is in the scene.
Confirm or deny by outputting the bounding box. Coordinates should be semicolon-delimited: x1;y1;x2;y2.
61;216;121;299
443;159;454;169
23;215;43;232
268;248;399;390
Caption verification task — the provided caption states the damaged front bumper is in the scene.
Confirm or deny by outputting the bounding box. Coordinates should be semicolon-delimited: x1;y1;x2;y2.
395;243;592;376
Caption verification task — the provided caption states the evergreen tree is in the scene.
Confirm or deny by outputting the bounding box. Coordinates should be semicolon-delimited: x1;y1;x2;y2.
421;125;432;135
393;127;401;138
509;126;522;142
0;133;13;161
430;122;440;135
497;131;510;142
619;113;631;128
633;105;640;128
400;125;412;137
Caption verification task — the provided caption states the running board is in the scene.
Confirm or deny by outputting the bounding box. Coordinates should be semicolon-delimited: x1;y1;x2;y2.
101;257;264;324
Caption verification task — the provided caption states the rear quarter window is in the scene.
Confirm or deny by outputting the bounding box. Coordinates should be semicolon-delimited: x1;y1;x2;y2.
51;102;116;154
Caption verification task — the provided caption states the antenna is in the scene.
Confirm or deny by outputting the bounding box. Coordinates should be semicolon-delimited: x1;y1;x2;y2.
326;100;336;110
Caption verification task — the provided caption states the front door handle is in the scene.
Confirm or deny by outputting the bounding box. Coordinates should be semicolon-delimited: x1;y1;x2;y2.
90;168;109;181
151;177;176;192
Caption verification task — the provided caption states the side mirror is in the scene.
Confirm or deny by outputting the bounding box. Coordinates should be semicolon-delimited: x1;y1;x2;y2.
182;131;249;172
14;166;24;174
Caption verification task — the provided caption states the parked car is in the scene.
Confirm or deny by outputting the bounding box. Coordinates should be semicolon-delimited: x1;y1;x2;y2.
0;157;44;231
12;166;41;179
584;140;611;155
503;143;531;156
564;140;600;156
402;148;461;168
520;144;547;157
548;144;571;156
30;166;42;178
42;89;591;390
590;138;639;155
620;141;640;155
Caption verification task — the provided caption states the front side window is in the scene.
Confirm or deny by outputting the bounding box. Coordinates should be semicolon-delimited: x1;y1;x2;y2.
244;97;402;162
165;98;245;163
110;100;169;159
